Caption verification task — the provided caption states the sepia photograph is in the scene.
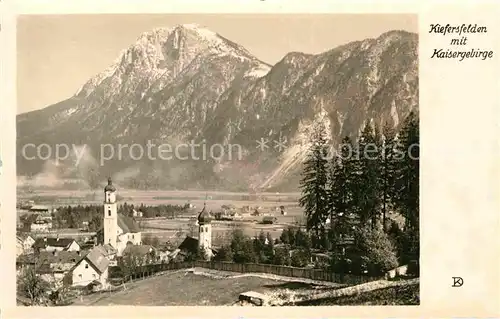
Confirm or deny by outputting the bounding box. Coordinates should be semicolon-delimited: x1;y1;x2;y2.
15;13;419;307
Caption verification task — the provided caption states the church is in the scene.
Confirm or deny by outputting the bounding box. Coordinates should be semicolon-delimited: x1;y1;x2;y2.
99;177;142;256
177;202;216;260
99;177;215;261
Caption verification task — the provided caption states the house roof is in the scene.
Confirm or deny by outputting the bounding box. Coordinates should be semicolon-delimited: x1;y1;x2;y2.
29;205;51;211
17;233;34;241
97;214;139;234
83;247;110;274
35;251;83;273
122;244;155;256
178;236;199;253
118;214;140;233
33;237;76;249
38;250;81;264
97;244;117;256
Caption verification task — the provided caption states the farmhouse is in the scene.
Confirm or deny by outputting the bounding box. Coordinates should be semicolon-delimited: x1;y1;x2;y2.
33;236;81;253
66;247;109;288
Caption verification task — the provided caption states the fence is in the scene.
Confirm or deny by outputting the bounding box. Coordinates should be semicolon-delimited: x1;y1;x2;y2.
109;261;383;285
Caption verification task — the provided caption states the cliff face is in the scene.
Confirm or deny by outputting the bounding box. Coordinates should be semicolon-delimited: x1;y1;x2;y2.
17;25;418;191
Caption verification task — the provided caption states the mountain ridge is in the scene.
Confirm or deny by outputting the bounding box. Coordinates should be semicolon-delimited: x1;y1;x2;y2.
17;25;419;192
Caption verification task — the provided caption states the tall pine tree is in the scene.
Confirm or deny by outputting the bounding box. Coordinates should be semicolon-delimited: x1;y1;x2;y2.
328;136;357;242
356;122;382;229
379;121;397;232
299;122;330;239
393;111;419;231
393;111;419;262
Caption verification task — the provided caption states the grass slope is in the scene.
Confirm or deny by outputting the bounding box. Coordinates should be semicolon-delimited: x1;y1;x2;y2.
82;271;286;306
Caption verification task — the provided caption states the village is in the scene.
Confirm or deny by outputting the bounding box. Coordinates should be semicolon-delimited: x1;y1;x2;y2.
16;177;418;306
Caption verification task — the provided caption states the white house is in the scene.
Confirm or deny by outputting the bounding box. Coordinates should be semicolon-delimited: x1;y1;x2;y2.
30;220;52;232
67;247;109;288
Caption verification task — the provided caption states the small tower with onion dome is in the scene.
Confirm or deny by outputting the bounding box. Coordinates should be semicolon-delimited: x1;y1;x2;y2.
197;202;212;260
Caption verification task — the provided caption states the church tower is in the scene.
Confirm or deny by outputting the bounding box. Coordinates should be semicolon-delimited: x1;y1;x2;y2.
103;177;118;248
197;203;212;260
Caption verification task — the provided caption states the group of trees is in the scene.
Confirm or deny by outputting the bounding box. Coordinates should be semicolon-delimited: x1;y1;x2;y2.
52;205;104;231
117;249;160;281
120;202;189;219
17;262;72;306
299;111;419;274
200;228;312;268
43;202;188;231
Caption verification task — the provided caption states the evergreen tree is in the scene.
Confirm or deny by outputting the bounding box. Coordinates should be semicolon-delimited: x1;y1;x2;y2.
328;136;357;242
393;111;419;261
379;122;397;232
393;111;419;231
214;245;233;262
294;228;312;251
356;122;382;229
299;122;330;237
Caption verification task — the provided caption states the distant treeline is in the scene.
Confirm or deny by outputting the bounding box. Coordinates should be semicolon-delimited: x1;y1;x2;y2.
21;202;189;231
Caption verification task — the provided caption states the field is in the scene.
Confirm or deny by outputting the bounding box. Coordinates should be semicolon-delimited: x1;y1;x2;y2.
17;189;305;245
73;268;347;306
17;189;301;207
74;270;288;306
71;267;418;306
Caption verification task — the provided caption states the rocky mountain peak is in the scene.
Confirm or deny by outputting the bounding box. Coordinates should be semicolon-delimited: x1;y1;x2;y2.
17;28;418;192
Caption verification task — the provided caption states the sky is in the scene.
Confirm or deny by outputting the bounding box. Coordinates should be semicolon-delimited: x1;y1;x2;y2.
17;14;417;114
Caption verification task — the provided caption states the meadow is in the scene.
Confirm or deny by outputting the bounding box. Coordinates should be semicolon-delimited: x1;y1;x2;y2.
17;188;305;245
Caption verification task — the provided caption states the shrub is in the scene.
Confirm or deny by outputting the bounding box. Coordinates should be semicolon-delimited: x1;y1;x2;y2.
353;226;399;275
273;247;291;266
291;249;310;268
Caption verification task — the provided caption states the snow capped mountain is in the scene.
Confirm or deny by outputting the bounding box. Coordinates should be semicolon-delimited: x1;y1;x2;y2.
17;26;418;191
